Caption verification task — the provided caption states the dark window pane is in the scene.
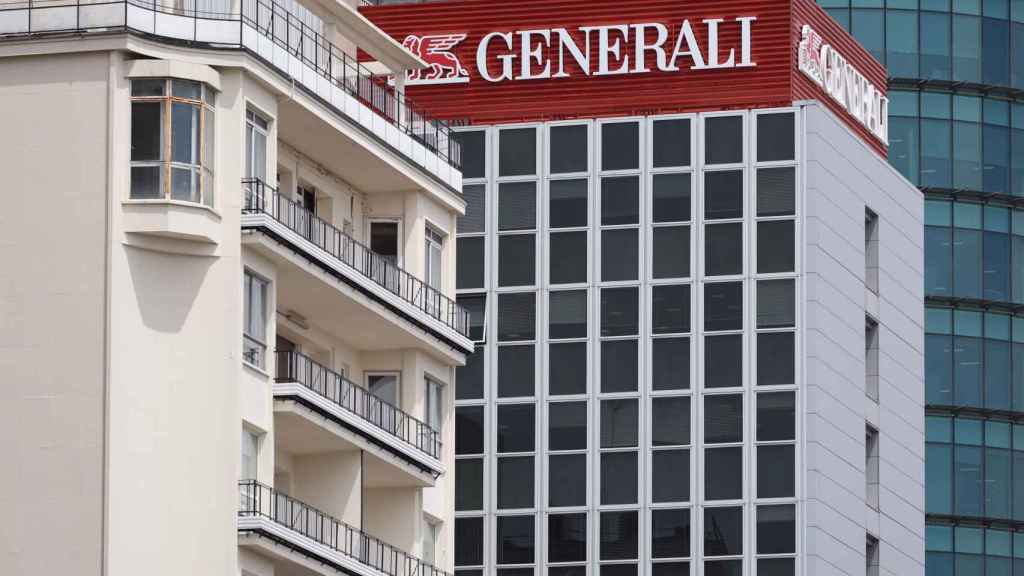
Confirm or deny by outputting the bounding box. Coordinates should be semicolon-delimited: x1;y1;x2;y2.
756;505;796;554
704;561;741;576
757;167;796;216
705;282;743;331
456;406;484;455
549;402;587;450
499;235;535;287
551;125;588;173
460;295;486;342
131;78;165;96
652;396;690;446
705;171;743;220
456;349;485;400
550;179;588;228
600;564;637;576
651;509;690;558
601;287;639;336
758;445;795;498
549;514;587;562
651;563;690;576
499;128;536;177
454;131;485;179
706;334;742;388
652;450;690;503
757;113;795;162
602;229;639;281
757;392;795;441
601;339;638;393
705;395;742;443
499;182;537;231
498;345;534;398
602;176;640;225
705;223;743;276
550;230;588;285
460;184;486;233
456;458;483;511
652;284;690;334
758;221;795;273
758;332;794;386
703;507;743;556
498;456;534;509
171;102;198;164
653;226;690;279
496;516;535;564
653;118;691;168
550;290;587;339
457;237;485;289
131;166;162;199
600;511;639;560
757;279;795;328
705;447;742;500
653;173;691;222
705;116;743;165
601;399;638;448
131;101;163;161
757;558;795;576
600;451;638;505
499;293;535;341
455;518;484;566
550;453;587;507
550;342;587;395
653;337;690;391
602;122;640;171
497;404;534;453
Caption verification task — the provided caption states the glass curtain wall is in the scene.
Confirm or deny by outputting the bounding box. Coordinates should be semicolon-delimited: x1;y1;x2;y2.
818;1;1024;574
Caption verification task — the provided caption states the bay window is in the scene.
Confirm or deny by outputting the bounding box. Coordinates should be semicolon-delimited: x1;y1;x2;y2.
130;78;215;206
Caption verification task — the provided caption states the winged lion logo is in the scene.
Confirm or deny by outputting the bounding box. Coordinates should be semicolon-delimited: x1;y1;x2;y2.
402;34;471;85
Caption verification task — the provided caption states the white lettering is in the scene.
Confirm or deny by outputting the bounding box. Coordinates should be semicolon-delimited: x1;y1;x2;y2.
703;19;735;69
736;16;757;67
583;25;630;75
632;22;670;73
519;29;552;80
668;20;706;70
554;28;591;78
478;31;515;82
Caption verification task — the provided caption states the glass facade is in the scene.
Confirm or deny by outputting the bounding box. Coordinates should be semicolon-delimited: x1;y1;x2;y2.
452;111;799;575
819;1;1024;574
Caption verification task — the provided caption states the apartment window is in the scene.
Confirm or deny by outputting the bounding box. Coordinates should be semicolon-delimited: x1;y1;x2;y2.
130;78;216;206
866;208;880;293
866;317;880;402
866;425;880;510
371;221;400;264
424;517;439;565
426;226;445;290
243;270;268;369
246;109;268;181
426;377;444;432
241;428;260;480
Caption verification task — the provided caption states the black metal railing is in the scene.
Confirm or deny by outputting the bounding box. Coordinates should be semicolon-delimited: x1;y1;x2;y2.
243;178;471;338
276;350;441;459
238;480;450;576
0;0;460;171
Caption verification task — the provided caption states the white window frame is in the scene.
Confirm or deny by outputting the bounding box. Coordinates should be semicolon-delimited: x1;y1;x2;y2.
245;108;269;182
243;269;269;370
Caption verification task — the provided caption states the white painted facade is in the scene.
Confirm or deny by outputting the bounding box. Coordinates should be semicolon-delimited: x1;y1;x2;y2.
0;2;470;575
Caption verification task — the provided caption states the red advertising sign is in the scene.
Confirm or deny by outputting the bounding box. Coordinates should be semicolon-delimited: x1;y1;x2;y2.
362;0;888;156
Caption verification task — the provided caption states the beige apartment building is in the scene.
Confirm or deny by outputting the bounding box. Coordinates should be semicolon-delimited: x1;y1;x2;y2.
0;1;472;575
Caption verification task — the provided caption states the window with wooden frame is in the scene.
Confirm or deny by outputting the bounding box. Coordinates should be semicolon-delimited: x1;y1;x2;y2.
130;78;216;206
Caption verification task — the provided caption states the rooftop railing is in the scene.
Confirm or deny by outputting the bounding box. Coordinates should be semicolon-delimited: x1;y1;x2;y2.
276;350;441;460
0;0;461;173
242;178;471;339
238;480;450;576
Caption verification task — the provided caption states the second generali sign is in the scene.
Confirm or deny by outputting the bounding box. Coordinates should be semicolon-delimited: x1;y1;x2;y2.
363;0;890;154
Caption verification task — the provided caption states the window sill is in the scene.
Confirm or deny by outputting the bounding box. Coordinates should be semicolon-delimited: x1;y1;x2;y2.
122;199;222;247
242;360;271;379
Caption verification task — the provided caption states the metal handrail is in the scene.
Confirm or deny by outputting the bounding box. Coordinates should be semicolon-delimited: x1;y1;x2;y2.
0;0;461;170
276;350;441;459
238;480;450;576
242;178;471;338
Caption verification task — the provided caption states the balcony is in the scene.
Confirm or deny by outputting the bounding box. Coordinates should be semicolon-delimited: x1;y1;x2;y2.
274;350;443;479
0;0;461;191
238;480;448;576
242;179;472;356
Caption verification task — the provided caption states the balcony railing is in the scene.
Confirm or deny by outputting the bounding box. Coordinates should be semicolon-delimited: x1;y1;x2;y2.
276;350;441;459
0;0;461;175
238;480;449;576
242;178;471;339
